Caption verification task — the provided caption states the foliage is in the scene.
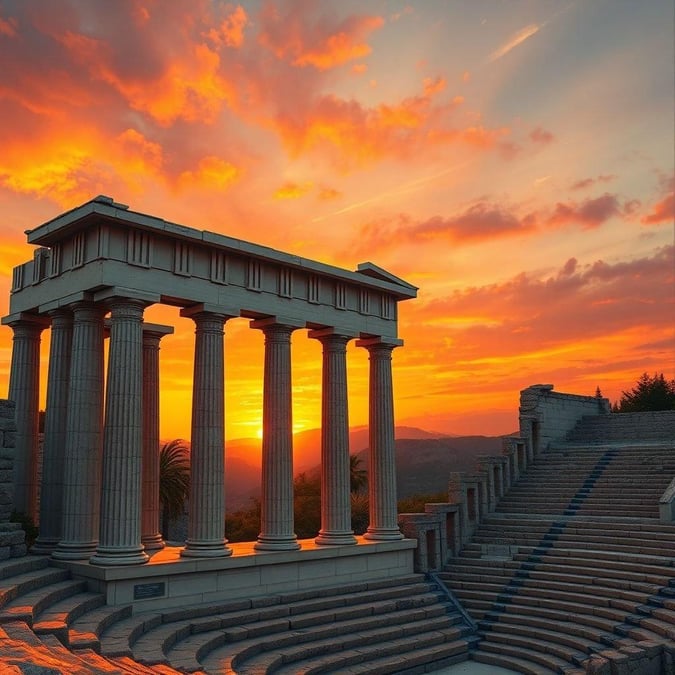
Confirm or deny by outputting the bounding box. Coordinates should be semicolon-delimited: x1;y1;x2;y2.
613;372;675;412
159;439;190;536
397;492;448;514
350;492;369;535
349;454;368;493
226;498;261;543
10;511;38;548
294;471;321;539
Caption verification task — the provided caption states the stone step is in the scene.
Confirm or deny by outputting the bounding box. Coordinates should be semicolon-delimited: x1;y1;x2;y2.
32;590;106;643
171;601;455;671
479;618;609;655
237;628;467;675
0;555;49;580
472;648;582;674
0;566;70;609
0;578;87;625
478;639;583;671
133;592;449;666
69;603;133;650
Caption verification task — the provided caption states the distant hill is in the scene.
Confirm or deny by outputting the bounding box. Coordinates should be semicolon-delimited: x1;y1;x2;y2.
223;427;504;509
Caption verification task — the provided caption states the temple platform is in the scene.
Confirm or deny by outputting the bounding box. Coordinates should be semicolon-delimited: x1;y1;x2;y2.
52;537;417;611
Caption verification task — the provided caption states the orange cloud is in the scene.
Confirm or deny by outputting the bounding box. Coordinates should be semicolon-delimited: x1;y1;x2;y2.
529;126;554;145
258;1;384;70
205;5;248;48
642;191;674;225
405;246;674;362
178;156;240;190
274;181;314;199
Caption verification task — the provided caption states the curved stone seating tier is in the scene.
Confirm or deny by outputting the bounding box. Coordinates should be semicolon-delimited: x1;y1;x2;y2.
0;565;473;673
443;441;675;673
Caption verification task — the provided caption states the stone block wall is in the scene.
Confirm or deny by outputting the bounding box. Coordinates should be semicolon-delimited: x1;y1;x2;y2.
0;399;27;558
519;384;610;453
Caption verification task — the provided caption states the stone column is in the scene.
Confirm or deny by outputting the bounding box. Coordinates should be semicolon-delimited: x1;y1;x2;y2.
181;307;233;558
53;302;105;560
32;309;72;554
5;314;48;519
310;329;357;546
91;298;148;565
252;318;302;551
141;325;173;551
356;337;404;541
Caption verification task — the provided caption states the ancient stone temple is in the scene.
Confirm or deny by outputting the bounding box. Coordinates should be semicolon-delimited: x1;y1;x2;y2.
2;195;417;605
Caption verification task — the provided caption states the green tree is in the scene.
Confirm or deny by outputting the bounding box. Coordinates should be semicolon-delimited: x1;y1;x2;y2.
349;454;368;493
613;372;675;412
293;471;321;539
159;439;190;538
226;498;261;543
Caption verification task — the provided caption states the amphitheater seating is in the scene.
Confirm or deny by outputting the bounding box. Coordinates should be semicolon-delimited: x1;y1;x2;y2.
0;553;473;673
442;412;675;673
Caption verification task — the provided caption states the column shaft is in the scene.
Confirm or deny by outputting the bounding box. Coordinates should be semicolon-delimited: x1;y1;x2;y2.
91;299;148;565
181;311;232;558
33;310;72;553
7;317;46;519
254;322;300;551
141;330;166;551
53;302;105;560
313;333;356;545
358;340;403;540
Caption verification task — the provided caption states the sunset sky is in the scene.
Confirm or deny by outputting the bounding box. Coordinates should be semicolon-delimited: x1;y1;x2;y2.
0;0;673;442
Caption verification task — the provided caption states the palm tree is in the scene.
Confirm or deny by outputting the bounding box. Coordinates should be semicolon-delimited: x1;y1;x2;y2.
349;454;368;494
159;439;190;539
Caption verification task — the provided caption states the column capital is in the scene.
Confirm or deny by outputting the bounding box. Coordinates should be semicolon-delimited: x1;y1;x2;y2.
356;336;403;351
1;312;50;330
250;316;306;331
308;327;358;342
93;286;160;305
180;303;238;321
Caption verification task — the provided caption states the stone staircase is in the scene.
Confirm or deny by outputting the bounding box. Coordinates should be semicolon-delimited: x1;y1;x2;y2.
441;412;675;674
0;552;474;673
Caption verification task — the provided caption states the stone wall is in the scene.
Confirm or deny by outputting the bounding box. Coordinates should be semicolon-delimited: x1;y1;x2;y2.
519;384;610;453
0;399;27;558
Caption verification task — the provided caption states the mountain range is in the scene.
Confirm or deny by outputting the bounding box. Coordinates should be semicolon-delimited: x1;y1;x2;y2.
224;426;507;510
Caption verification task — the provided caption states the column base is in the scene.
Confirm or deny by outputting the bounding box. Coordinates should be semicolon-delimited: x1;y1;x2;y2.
364;528;404;541
31;537;60;555
90;546;149;566
51;541;98;561
254;535;301;551
141;533;166;551
315;531;357;546
181;539;233;558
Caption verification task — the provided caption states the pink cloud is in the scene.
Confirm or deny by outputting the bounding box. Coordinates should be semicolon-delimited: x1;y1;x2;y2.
406;245;674;360
570;174;616;191
642;191;674;225
546;193;625;229
529;127;554;145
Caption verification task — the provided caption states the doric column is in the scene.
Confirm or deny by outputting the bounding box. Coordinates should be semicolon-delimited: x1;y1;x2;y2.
141;325;173;551
53;301;105;560
181;306;233;558
91;298;148;565
5;314;48;519
32;309;73;554
356;337;404;541
252;318;303;551
309;329;357;546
